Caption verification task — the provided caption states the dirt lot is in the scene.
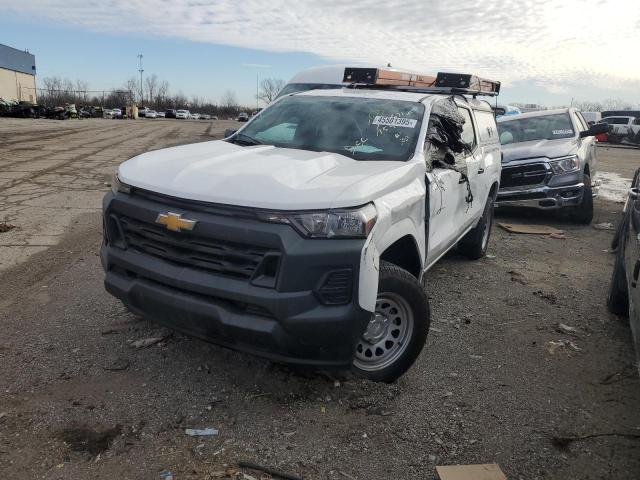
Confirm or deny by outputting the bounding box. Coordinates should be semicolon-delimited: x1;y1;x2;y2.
1;118;639;480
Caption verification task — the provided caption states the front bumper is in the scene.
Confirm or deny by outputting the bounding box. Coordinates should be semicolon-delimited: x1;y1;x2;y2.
101;191;370;368
496;182;585;209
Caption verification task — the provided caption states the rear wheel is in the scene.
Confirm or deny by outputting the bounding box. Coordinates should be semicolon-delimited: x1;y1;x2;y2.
459;195;494;259
571;174;593;224
352;261;430;383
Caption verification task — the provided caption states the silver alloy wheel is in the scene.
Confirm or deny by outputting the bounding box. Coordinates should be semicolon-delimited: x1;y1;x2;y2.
353;292;414;372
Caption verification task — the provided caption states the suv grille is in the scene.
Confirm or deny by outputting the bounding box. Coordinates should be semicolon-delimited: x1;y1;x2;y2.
116;215;273;280
501;163;548;188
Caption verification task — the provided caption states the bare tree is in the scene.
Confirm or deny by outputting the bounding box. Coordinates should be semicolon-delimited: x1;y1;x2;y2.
258;78;285;104
156;80;170;108
124;77;139;103
145;74;159;105
75;79;89;103
221;90;238;109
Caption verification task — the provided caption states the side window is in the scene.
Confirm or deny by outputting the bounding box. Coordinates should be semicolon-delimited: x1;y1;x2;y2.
634;118;640;126
457;107;477;151
474;110;498;144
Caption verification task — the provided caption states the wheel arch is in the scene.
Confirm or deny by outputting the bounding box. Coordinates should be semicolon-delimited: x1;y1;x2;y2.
379;234;422;279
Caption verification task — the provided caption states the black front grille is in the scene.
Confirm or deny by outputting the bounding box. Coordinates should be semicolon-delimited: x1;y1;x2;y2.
501;163;548;188
117;215;273;280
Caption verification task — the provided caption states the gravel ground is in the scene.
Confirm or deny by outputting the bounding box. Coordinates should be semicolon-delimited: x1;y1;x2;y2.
0;118;639;479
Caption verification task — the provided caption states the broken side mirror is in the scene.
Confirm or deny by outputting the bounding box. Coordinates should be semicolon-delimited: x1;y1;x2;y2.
580;123;608;138
224;128;238;138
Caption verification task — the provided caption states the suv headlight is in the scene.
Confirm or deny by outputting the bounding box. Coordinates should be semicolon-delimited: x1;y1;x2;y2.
259;203;377;238
549;155;580;174
111;172;131;194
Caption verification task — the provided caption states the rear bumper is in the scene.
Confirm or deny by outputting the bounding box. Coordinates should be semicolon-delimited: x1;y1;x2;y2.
101;191;370;367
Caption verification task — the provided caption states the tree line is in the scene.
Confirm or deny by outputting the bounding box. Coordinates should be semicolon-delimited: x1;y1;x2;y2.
35;75;285;117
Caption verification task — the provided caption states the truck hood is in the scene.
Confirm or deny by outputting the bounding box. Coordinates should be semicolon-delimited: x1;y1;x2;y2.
118;140;420;210
501;137;578;163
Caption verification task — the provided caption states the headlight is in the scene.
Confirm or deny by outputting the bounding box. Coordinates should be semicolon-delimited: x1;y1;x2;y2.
549;155;580;174
111;172;131;195
259;203;377;238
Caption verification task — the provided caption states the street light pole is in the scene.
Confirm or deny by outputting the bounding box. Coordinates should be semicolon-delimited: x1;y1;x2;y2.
137;53;144;108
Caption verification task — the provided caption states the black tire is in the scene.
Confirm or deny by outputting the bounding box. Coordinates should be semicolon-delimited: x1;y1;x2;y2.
571;174;593;225
459;194;494;260
352;261;430;383
607;248;629;316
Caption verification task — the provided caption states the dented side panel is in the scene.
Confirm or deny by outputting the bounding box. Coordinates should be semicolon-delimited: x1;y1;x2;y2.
358;166;427;312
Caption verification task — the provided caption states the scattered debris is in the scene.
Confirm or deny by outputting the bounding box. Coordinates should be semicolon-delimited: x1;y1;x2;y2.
469;354;483;360
131;333;171;349
238;460;304;480
339;471;357;480
59;426;121;455
549;232;567;240
593;222;615;231
534;290;557;304
0;222;16;233
509;270;527;285
185;428;218;437
555;323;579;336
498;223;563;235
436;463;507;480
551;432;640;450
545;339;582;354
104;358;130;371
159;471;174;480
0;412;7;421
367;406;393;416
430;326;443;333
486;254;496;259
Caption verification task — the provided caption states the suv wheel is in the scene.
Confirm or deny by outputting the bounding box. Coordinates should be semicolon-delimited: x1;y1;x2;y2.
459;195;494;259
571;174;594;224
352;261;430;383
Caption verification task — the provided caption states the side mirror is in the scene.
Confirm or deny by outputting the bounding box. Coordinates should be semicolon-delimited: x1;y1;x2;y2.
630;188;640;201
580;123;609;137
224;128;238;138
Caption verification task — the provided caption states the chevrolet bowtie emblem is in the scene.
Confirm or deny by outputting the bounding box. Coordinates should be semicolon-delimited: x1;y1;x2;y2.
155;212;197;232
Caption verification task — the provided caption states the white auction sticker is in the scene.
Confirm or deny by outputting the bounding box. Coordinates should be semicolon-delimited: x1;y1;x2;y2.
372;116;418;128
552;129;573;135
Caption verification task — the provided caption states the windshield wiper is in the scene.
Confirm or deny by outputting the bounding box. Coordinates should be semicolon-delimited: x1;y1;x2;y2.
232;133;262;146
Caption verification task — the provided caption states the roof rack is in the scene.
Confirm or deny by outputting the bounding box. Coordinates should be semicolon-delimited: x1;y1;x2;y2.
342;67;500;97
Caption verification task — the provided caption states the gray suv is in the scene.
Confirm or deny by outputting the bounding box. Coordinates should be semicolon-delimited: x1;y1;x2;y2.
496;108;607;223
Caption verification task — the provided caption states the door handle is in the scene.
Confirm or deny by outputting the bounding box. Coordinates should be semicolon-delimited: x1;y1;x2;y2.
478;168;485;174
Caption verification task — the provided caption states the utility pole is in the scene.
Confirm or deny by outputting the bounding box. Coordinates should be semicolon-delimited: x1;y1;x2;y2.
137;53;144;108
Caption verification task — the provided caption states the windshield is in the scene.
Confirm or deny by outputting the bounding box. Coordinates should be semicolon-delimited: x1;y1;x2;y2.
233;95;424;161
497;113;575;145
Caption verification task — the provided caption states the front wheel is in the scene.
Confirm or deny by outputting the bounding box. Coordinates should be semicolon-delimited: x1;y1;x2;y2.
352;261;430;383
571;174;594;224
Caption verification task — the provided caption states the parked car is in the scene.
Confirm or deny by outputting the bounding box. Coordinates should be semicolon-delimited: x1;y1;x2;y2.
138;107;149;118
237;112;249;122
156;111;165;118
103;109;113;118
191;113;200;120
211;116;218;120
146;110;158;119
200;114;211;120
607;167;640;376
102;67;501;382
110;108;123;119
496;108;608;224
599;116;640;143
176;109;190;119
165;109;177;119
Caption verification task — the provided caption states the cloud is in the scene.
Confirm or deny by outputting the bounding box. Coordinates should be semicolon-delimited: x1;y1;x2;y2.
3;0;639;95
242;63;272;68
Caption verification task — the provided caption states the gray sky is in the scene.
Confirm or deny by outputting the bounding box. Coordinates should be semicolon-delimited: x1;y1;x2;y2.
2;0;639;106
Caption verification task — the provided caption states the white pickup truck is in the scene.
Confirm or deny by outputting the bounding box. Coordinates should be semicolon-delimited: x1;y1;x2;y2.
102;68;501;382
600;116;640;143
